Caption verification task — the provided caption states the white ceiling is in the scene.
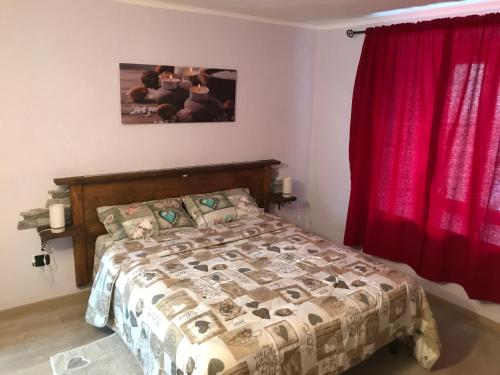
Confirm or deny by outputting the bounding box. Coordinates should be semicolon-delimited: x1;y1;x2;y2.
116;0;500;27
150;0;450;24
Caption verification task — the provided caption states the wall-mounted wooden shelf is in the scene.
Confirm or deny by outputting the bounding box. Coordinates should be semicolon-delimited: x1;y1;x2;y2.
270;193;297;209
37;226;82;242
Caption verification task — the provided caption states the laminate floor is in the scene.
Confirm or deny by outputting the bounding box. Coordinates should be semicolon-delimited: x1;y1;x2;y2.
1;292;499;374
0;291;111;375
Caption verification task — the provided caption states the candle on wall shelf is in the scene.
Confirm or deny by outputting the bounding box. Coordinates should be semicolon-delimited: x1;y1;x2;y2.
282;177;293;197
161;74;180;90
190;84;209;102
49;203;65;233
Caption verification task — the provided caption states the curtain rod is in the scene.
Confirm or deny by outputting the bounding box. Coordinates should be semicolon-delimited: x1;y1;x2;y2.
346;29;366;38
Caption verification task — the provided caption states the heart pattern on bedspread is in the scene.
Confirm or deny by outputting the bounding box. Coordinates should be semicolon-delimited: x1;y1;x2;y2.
86;213;441;375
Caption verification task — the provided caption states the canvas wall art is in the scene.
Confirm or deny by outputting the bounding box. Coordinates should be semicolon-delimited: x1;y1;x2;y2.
120;63;237;124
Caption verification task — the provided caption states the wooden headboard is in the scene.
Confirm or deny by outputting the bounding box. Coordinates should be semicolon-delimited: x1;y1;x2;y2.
54;159;280;287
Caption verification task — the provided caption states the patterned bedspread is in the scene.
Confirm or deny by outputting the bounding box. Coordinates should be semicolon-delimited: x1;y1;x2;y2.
86;214;440;375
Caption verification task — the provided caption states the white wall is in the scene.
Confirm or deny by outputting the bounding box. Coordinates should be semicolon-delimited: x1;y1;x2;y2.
0;0;315;310
307;10;500;324
2;0;499;324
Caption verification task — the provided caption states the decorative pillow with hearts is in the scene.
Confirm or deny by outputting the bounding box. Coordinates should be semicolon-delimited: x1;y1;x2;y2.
223;188;263;218
122;216;158;240
145;198;196;236
182;188;262;228
182;191;238;228
97;198;195;240
97;203;154;240
96;205;127;241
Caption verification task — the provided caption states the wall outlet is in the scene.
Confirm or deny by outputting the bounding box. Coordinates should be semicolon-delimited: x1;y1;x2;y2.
32;254;50;267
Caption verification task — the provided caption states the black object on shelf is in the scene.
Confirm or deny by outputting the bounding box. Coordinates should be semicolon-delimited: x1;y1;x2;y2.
270;193;297;209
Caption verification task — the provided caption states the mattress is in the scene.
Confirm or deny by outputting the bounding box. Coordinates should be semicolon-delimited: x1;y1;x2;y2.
86;213;440;375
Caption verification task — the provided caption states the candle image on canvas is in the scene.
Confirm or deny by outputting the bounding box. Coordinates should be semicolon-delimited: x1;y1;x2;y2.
120;63;237;124
161;74;180;90
183;66;199;82
189;84;210;102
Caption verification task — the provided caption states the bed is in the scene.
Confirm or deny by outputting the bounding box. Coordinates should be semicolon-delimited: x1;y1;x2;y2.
55;160;440;375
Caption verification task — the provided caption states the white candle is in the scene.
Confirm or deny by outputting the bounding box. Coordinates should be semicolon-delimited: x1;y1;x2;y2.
282;177;293;197
161;74;180;90
49;204;65;233
189;84;209;102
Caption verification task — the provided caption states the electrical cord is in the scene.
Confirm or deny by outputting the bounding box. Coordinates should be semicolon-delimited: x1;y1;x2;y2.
38;230;58;272
44;241;57;270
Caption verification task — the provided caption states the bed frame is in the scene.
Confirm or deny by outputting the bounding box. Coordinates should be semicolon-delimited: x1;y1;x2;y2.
54;159;280;287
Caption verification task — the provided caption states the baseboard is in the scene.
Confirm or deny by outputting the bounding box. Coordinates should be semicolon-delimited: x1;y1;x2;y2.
0;290;90;320
427;292;500;333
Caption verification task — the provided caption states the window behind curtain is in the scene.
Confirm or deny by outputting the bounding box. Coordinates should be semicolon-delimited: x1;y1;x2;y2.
344;13;500;303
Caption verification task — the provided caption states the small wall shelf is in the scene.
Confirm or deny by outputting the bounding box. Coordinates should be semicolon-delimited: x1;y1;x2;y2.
270;193;297;209
37;226;82;242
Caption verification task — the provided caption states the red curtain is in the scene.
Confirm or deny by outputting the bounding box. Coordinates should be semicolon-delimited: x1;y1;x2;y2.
344;13;500;303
